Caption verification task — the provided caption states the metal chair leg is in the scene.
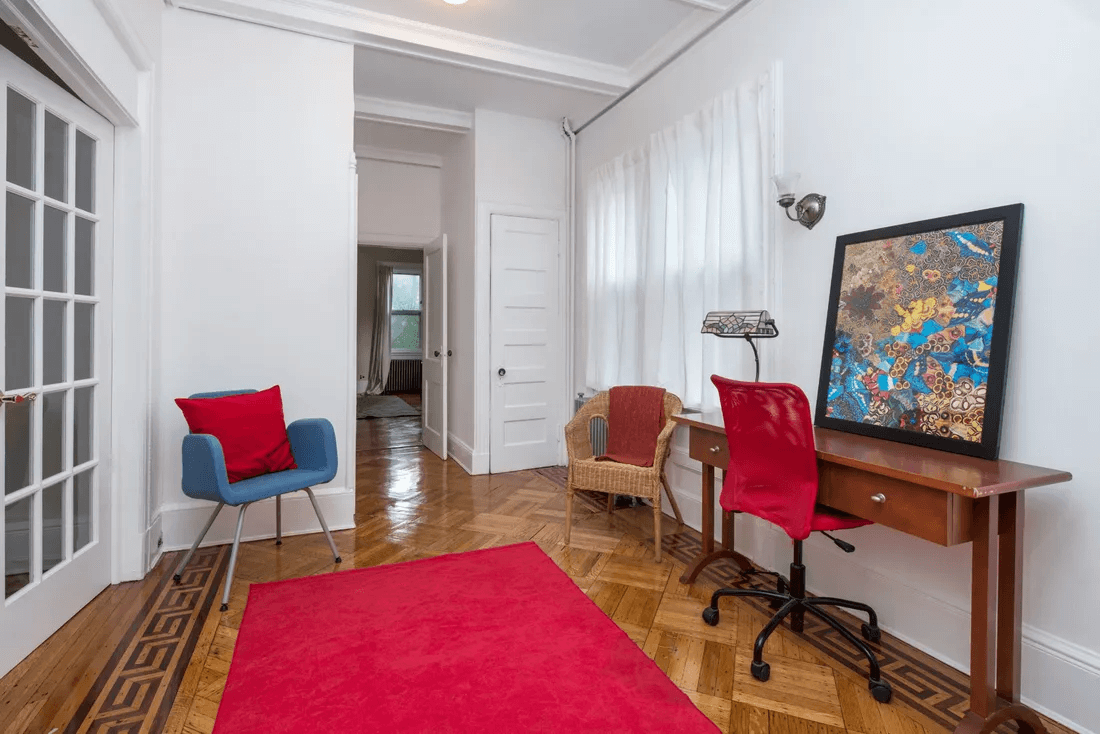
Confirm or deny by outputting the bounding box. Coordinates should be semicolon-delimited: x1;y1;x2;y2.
220;504;249;612
304;488;341;563
275;494;282;546
173;502;224;583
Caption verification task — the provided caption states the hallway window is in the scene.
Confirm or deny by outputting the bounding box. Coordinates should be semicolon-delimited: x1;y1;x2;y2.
390;269;422;356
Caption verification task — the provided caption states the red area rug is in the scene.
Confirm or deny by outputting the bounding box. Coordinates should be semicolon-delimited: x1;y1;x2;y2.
214;542;718;733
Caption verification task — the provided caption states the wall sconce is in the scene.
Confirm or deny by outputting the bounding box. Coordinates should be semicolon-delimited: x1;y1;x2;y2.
772;173;826;230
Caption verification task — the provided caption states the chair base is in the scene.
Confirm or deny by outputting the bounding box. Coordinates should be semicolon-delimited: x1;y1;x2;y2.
172;488;341;611
702;540;892;704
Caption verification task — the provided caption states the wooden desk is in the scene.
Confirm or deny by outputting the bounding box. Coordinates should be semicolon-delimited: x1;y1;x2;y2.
672;412;1072;734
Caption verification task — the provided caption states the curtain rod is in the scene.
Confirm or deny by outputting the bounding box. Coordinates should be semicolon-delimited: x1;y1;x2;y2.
575;0;757;135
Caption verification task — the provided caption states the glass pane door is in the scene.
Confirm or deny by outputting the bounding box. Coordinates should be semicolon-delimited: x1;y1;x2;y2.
2;87;102;597
0;44;113;679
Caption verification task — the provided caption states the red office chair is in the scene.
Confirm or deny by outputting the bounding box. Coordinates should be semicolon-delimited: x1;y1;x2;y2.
703;375;892;703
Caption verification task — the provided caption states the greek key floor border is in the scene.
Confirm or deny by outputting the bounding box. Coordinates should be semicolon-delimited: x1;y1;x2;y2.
64;546;229;734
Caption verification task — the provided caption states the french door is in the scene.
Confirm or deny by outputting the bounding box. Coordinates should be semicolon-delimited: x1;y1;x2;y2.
0;46;114;676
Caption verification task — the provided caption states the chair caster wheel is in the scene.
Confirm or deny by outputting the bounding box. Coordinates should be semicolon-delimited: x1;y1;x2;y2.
334;556;342;563
219;603;228;612
869;678;892;703
173;574;181;584
751;660;770;682
702;607;720;626
861;623;881;643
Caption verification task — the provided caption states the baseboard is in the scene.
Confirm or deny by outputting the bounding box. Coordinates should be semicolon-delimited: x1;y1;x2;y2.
144;513;163;574
665;449;1099;733
448;432;475;474
160;487;356;552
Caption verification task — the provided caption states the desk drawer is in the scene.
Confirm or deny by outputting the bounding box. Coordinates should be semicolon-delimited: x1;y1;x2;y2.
689;430;729;468
817;464;973;546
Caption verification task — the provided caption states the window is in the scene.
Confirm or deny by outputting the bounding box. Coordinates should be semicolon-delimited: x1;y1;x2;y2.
390;269;422;355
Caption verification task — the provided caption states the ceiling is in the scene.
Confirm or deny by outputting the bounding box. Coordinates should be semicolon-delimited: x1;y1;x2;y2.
336;0;707;67
177;0;743;127
353;46;615;126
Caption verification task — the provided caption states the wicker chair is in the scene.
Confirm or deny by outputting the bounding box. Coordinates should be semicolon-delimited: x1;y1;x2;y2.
563;390;684;562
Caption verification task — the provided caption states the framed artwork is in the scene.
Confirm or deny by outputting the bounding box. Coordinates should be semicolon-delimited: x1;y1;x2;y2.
814;204;1024;459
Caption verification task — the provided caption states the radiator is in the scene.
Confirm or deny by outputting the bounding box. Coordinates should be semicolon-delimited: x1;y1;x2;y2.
384;359;422;393
574;395;608;456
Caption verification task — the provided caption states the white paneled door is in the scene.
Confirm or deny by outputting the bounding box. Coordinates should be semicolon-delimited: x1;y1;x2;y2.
490;215;561;473
0;48;114;677
422;235;448;460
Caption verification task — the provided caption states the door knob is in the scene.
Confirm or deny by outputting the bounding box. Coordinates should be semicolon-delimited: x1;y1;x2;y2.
498;368;506;377
435;350;440;357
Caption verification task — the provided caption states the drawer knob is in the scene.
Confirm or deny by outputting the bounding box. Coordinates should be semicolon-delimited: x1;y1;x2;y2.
871;493;887;504
709;445;721;454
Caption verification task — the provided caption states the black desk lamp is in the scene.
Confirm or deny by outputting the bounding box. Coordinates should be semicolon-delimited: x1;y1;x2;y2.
701;310;778;382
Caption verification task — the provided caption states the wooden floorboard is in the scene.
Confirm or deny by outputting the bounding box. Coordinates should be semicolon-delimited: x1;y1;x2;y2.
0;412;1078;733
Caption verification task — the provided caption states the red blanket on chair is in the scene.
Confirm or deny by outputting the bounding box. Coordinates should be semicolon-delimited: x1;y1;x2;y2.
597;386;666;467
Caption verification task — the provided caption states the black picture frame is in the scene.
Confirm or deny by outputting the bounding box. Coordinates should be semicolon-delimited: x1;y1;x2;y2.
814;204;1024;460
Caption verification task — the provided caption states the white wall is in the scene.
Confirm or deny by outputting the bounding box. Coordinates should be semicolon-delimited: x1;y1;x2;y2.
467;109;568;473
357;245;423;379
440;128;476;470
157;10;356;548
575;0;1100;730
357;157;441;243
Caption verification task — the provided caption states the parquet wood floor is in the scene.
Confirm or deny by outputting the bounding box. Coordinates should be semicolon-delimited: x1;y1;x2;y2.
0;423;1077;733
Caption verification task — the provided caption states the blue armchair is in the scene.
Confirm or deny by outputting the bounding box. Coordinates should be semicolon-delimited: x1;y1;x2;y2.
172;390;342;611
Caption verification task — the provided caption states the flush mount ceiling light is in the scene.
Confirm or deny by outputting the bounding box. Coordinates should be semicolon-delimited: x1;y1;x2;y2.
443;0;468;4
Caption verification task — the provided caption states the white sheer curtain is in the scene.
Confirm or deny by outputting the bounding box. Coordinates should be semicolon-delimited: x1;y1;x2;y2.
585;72;775;412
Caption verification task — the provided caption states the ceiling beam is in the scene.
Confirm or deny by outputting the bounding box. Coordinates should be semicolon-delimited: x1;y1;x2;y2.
355;96;472;134
666;0;728;11
173;0;628;96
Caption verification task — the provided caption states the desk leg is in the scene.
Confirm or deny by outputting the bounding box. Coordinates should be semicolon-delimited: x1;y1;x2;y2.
955;493;1047;734
680;465;752;584
997;492;1023;704
965;495;1000;728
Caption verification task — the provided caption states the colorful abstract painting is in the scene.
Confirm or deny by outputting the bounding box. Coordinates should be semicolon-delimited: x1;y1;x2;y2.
815;205;1023;459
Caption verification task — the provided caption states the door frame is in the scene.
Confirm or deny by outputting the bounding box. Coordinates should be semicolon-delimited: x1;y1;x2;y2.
0;0;158;582
475;201;570;475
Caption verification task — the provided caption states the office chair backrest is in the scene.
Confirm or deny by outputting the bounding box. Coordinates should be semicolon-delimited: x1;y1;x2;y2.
710;375;819;541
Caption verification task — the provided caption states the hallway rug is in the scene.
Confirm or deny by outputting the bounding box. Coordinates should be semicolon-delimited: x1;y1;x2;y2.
213;542;718;733
356;394;421;419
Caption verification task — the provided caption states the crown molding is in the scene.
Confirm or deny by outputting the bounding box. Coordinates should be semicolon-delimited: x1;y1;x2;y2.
173;0;629;96
355;96;472;134
355;145;443;169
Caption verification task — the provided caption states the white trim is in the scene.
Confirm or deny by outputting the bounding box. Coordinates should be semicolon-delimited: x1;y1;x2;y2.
355;144;443;169
0;0;137;126
666;0;728;10
144;511;162;570
89;0;153;71
447;432;474;475
173;0;629;95
359;233;436;247
345;153;358;515
355;96;472;134
476;201;568;475
160;487;355;550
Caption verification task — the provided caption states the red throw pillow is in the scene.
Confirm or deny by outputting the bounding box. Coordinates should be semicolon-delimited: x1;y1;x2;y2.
175;386;298;483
